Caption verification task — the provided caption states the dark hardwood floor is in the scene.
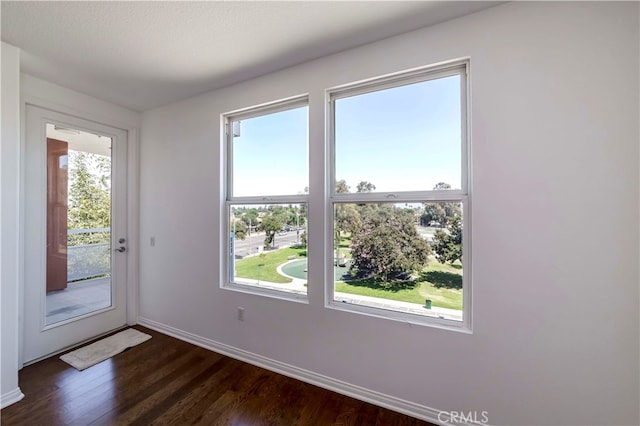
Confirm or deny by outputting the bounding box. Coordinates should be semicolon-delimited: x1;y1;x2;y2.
1;326;434;425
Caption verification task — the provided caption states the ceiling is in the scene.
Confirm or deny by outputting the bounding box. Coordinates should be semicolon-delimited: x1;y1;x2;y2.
2;1;500;112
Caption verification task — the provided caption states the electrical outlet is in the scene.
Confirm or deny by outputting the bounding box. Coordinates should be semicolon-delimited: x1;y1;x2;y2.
237;307;245;321
150;236;155;247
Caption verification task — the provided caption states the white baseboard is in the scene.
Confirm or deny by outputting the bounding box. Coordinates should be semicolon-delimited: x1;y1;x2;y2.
138;317;471;425
1;387;24;409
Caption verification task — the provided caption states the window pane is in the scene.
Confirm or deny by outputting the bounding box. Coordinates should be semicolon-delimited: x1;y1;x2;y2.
333;202;463;321
230;203;307;295
231;106;308;197
45;123;113;325
334;75;461;193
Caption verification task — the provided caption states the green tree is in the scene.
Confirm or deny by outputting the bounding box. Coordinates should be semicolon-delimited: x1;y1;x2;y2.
350;206;430;286
232;220;248;240
335;203;361;237
421;183;461;227
433;182;451;191
356;181;376;193
335;179;350;194
334;180;377;237
239;208;259;235
261;210;287;249
285;206;305;227
334;179;356;243
420;203;447;226
432;215;463;264
67;151;111;245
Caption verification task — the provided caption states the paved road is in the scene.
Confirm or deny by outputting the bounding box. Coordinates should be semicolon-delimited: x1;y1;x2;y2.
234;226;435;258
233;230;303;258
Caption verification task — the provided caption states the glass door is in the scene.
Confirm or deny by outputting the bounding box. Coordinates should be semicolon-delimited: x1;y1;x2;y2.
23;105;128;364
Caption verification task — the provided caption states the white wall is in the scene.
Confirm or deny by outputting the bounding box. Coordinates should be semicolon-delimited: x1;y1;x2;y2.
138;3;639;425
1;42;25;408
21;74;141;130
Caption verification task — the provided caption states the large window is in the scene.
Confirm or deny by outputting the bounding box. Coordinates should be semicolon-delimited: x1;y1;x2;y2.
327;61;469;327
224;97;309;298
222;61;470;329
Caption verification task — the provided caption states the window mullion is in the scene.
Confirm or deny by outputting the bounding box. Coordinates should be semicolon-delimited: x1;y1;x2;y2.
332;191;466;204
229;195;309;204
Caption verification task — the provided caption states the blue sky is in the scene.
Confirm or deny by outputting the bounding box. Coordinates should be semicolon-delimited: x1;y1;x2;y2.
231;75;461;197
232;107;308;197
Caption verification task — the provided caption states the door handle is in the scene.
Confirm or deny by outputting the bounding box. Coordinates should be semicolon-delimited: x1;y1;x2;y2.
115;246;126;253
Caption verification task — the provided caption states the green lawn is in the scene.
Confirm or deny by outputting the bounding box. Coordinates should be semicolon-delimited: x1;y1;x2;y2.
234;247;307;283
335;258;463;310
235;241;462;311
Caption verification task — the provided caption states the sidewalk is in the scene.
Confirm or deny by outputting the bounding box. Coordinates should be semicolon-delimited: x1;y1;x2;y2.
333;292;462;321
233;276;307;294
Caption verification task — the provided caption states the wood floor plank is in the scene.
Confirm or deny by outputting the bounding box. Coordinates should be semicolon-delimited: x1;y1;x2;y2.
55;344;201;425
142;357;241;425
82;352;208;425
1;326;435;426
163;361;263;425
296;386;338;424
118;356;231;425
334;395;362;426
196;366;280;425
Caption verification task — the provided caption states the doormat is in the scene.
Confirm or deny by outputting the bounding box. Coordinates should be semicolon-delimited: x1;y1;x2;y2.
60;328;152;371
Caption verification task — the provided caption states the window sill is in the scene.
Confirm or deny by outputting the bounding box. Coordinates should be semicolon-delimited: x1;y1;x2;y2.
222;281;309;304
326;299;472;333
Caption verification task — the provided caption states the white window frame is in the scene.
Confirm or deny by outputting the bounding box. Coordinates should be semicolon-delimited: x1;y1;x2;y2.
325;60;472;331
221;95;309;301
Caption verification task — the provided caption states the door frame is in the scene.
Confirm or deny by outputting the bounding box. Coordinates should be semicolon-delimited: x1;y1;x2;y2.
20;94;139;367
